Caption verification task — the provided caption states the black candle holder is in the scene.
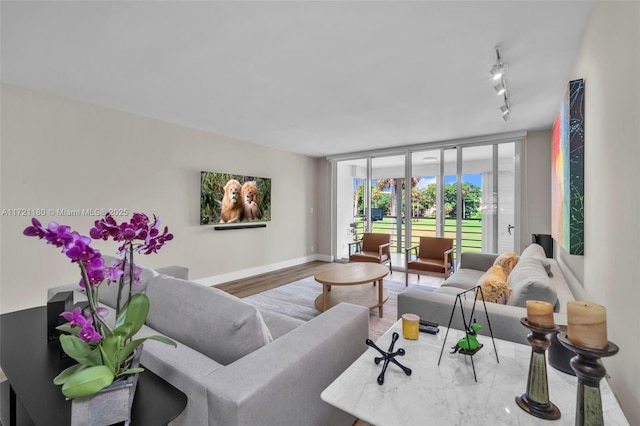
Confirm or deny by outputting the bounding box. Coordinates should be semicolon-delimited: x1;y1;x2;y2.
557;333;619;426
366;332;411;385
515;318;561;420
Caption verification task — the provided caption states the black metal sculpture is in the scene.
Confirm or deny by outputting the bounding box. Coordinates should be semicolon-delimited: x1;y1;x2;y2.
366;332;412;385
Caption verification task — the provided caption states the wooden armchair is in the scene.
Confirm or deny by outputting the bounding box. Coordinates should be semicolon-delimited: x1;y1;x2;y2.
405;236;454;285
348;233;392;272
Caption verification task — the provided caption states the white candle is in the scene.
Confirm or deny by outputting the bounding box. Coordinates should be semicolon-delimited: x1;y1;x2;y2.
567;301;608;349
526;300;555;328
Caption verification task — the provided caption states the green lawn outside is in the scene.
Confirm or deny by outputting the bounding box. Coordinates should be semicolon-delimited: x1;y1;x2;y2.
354;217;483;253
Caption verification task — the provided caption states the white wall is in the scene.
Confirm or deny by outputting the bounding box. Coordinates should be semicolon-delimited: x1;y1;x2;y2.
0;84;318;312
567;2;640;423
520;129;552;253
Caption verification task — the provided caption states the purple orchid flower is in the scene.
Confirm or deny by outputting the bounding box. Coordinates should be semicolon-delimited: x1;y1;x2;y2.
23;218;75;251
78;322;102;344
61;307;87;328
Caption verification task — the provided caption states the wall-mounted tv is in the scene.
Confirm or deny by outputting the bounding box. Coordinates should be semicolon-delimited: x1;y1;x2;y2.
200;171;271;225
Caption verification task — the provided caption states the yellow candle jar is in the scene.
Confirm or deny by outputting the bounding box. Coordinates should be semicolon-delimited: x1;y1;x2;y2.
402;313;420;340
567;301;608;349
526;300;555;328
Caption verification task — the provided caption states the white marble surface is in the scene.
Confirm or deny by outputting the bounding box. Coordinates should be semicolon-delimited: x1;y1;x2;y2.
321;320;628;426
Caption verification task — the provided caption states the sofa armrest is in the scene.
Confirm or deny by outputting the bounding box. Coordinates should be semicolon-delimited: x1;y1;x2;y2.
458;252;499;271
47;283;83;302
398;289;566;346
156;265;190;280
201;303;369;426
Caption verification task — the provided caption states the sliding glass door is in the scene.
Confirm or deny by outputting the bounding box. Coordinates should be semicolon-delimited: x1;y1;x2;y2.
333;139;519;267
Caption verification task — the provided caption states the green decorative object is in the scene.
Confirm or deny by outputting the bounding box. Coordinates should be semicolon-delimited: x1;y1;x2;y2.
451;322;482;353
557;333;619;426
515;318;561;420
438;286;498;382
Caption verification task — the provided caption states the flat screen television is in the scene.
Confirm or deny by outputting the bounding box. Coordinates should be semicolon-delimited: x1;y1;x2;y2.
200;171;271;225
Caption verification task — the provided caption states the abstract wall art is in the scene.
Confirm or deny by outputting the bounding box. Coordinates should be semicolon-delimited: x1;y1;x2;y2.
551;79;585;255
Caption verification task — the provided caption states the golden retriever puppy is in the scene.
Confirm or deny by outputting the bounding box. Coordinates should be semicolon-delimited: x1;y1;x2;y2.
219;179;244;223
241;181;263;221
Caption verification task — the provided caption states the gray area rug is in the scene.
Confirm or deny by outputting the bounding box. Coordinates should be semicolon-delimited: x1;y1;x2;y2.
242;276;436;321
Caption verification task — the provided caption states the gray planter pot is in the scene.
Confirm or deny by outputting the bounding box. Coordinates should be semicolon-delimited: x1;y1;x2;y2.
70;346;142;426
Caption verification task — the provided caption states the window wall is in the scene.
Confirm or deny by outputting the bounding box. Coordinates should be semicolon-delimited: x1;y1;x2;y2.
332;134;523;268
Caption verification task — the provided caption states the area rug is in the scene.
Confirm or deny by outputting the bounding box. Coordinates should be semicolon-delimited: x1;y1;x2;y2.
241;276;437;322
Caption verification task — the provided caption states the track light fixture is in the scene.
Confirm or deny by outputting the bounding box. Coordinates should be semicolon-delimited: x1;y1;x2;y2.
490;47;507;80
490;47;511;121
500;94;510;122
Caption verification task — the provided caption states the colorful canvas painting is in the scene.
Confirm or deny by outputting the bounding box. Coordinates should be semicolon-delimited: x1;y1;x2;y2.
551;79;584;255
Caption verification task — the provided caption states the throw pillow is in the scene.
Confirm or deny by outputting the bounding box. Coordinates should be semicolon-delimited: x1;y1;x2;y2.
493;252;517;276
145;274;271;365
506;257;558;309
476;265;511;304
521;243;553;277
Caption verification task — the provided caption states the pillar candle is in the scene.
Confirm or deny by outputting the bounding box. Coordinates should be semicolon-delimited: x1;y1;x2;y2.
401;313;420;340
567;301;608;349
526;300;555;328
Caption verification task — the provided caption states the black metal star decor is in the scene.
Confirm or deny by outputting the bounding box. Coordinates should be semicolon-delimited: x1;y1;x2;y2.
366;332;412;385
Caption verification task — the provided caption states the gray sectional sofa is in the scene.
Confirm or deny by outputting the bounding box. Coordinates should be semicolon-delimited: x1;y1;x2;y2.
48;261;369;426
398;243;575;345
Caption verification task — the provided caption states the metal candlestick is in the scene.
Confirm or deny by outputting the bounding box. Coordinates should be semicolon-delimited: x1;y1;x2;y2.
557;333;619;426
515;318;561;420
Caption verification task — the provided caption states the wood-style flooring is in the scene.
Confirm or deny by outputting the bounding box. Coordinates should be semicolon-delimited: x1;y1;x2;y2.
217;261;444;341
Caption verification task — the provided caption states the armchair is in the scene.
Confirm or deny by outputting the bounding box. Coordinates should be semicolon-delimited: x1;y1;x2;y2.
348;233;392;272
405;236;454;285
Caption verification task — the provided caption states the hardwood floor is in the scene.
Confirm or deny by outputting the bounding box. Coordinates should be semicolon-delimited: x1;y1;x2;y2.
217;260;444;341
217;260;443;298
215;260;332;298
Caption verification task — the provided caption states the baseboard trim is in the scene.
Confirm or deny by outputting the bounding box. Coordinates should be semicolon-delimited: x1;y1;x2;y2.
193;254;327;286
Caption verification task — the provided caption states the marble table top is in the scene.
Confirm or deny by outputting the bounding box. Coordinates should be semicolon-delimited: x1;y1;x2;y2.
321;320;628;426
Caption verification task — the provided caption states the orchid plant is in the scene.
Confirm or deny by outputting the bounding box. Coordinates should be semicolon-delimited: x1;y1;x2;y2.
24;213;176;399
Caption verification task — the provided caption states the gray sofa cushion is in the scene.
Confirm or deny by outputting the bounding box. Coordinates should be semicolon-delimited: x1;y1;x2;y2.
507;257;557;308
259;310;304;340
521;243;553;276
441;268;485;290
458;252;499;271
145;274;269;365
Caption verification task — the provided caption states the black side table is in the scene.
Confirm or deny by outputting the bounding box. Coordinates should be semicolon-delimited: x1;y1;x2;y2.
0;306;187;426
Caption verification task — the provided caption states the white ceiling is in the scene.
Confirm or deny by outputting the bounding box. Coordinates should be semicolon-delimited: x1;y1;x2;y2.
1;1;594;158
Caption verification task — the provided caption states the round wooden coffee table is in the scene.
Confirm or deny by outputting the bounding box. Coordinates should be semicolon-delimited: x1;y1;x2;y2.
314;263;390;317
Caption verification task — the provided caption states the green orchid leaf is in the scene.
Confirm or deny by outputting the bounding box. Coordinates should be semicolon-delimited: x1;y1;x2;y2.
111;322;133;340
119;367;144;376
119;340;144;364
144;334;177;347
59;334;92;359
85;347;103;367
99;335;122;373
53;364;86;385
117;294;149;338
60;365;114;399
56;323;80;337
59;335;103;367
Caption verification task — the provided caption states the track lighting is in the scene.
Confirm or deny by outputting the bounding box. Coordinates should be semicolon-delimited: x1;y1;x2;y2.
490;47;511;121
500;95;510;121
489;47;507;80
490;64;505;81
